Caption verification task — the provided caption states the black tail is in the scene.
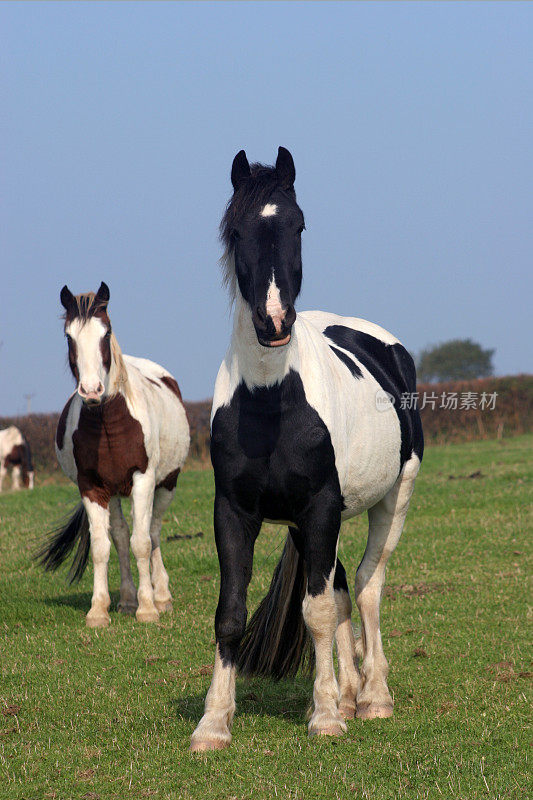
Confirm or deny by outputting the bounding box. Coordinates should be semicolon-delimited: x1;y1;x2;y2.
35;503;91;583
237;530;315;680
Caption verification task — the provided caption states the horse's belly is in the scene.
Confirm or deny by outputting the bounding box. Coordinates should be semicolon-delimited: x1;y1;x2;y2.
337;406;402;518
264;518;296;527
142;392;190;484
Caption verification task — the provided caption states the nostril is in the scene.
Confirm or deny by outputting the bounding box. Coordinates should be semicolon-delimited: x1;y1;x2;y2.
285;305;296;327
79;384;87;396
256;305;266;324
97;382;104;394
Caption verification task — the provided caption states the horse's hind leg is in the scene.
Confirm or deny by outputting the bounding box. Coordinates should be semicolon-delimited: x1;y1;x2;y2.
0;461;5;492
109;497;138;615
149;487;174;613
354;455;420;719
334;560;360;719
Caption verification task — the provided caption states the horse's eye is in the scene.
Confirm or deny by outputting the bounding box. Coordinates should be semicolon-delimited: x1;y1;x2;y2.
65;334;72;342
297;225;305;235
104;331;111;339
232;229;241;240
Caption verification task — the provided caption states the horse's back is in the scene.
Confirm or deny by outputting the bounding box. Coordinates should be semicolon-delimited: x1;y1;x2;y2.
300;310;401;348
301;309;419;408
0;426;24;454
123;354;173;382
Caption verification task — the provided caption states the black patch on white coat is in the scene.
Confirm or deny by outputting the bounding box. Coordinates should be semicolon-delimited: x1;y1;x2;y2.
212;370;341;525
289;526;349;594
328;345;364;379
324;326;424;466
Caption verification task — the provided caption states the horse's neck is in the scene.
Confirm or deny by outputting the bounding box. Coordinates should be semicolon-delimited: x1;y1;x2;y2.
230;293;300;389
107;335;129;399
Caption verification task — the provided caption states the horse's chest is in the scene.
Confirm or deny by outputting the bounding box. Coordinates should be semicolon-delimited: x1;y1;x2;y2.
72;396;148;504
211;372;340;520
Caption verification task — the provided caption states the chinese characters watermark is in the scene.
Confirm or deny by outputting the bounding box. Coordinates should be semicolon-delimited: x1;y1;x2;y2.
375;390;498;412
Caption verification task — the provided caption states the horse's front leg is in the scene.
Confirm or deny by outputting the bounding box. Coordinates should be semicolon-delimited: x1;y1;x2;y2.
191;495;259;752
298;490;347;738
130;470;159;623
11;465;22;490
83;497;112;628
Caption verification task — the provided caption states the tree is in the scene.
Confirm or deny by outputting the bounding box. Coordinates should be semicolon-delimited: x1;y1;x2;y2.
417;339;495;383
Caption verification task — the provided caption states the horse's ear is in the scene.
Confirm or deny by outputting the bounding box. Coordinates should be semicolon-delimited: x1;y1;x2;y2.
88;282;110;316
275;146;296;189
95;282;110;305
60;285;76;314
231;150;251;191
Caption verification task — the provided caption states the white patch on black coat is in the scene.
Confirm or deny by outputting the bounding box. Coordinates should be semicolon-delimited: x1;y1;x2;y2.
265;274;285;333
260;203;277;217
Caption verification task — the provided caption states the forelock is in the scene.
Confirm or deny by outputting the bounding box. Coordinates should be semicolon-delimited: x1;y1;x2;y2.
220;164;295;249
63;292;110;328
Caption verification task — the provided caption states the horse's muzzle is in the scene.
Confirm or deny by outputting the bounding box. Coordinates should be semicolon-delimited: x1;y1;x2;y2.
253;304;296;348
78;382;105;405
256;331;292;348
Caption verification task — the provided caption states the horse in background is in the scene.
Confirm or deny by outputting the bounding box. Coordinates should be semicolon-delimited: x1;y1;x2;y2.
38;282;190;627
191;147;423;751
0;426;34;491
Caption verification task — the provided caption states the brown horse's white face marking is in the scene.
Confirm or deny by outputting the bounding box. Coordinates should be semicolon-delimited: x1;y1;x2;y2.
61;283;112;406
65;316;111;404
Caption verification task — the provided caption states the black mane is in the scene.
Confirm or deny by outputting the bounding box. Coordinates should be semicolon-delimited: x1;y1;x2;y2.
220;164;296;250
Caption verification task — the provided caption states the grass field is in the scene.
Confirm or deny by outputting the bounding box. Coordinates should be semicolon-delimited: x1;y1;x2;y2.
0;436;531;800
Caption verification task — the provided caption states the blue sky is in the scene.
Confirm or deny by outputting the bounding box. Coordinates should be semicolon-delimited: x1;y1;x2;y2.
2;1;532;414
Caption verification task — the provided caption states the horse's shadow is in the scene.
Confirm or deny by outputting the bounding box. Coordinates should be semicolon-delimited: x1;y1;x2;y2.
43;590;120;611
42;593;313;724
171;676;313;724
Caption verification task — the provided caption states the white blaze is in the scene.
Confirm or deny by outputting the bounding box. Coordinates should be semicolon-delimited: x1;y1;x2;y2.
266;274;285;333
66;317;108;397
260;203;277;217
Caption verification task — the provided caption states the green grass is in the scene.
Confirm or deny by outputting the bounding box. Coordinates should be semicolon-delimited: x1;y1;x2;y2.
0;436;531;800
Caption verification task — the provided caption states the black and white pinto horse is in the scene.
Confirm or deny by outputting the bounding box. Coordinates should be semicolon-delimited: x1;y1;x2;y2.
191;148;423;750
38;283;190;627
0;426;34;491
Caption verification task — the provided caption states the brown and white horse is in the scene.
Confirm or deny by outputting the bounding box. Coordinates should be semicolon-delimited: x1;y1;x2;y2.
38;282;190;627
0;426;34;491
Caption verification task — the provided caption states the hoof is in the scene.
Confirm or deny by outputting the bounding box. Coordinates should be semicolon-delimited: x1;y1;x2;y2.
339;703;356;720
86;614;110;628
190;738;229;753
136;607;159;623
356;702;393;720
117;602;138;616
308;711;347;738
155;599;173;614
309;723;345;738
